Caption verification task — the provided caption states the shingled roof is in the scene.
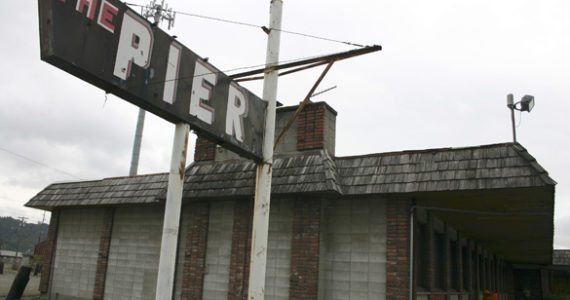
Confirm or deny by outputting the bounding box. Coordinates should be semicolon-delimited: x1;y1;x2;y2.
26;143;555;208
26;173;168;209
336;142;555;194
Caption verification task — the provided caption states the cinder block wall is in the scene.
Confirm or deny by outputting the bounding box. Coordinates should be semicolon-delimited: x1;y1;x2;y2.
265;200;293;300
320;198;388;299
50;208;105;300
103;206;163;300
202;201;234;299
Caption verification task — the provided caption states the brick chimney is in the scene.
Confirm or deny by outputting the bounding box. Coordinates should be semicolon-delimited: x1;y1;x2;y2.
194;101;337;161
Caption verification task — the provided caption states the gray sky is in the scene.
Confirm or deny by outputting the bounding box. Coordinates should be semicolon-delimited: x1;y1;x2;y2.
1;0;569;248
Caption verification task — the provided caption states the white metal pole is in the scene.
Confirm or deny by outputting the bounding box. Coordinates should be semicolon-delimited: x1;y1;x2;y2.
129;108;145;176
248;1;282;299
155;122;189;300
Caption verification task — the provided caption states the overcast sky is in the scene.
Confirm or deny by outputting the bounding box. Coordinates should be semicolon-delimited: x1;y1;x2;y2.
1;0;569;248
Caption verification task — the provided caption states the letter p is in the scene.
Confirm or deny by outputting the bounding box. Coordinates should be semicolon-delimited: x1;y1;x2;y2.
113;11;154;80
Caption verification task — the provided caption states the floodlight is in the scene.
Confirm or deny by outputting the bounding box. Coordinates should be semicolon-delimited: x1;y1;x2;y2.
520;95;535;112
506;93;536;143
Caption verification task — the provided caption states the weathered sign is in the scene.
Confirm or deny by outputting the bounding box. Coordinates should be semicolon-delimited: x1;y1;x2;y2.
38;0;266;160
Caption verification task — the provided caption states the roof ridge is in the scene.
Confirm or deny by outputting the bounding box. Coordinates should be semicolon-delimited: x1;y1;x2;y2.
320;149;343;195
103;172;169;181
335;142;518;160
510;143;557;186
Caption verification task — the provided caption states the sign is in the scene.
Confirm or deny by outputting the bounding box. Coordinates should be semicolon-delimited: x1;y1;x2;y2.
38;0;266;160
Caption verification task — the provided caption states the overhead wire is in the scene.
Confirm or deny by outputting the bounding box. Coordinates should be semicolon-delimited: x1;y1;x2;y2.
124;2;366;48
0;146;84;180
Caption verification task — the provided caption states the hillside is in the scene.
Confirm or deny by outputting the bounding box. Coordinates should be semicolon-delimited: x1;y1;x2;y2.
0;217;48;254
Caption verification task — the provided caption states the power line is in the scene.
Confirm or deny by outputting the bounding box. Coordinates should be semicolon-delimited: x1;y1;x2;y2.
124;2;366;48
0;146;84;180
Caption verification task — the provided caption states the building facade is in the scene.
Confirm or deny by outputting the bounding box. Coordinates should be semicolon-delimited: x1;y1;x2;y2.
27;102;556;300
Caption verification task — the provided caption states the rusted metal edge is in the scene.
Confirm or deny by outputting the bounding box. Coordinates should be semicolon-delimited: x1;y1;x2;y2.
229;44;381;80
234;61;330;83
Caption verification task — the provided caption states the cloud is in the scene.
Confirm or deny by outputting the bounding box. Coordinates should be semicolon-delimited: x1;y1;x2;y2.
555;215;570;249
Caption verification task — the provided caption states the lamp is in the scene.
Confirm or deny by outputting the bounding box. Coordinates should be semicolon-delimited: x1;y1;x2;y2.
506;94;535;143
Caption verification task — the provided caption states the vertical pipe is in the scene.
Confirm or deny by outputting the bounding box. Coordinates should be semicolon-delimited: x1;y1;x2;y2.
510;108;516;143
507;94;516;143
155;123;189;300
129;108;145;176
409;205;414;300
248;1;282;299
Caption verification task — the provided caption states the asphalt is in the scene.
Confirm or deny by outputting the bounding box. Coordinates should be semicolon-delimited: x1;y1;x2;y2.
0;264;41;299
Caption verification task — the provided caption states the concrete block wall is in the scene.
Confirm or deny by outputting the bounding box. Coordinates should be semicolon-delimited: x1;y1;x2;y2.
274;108;298;154
104;206;163;300
51;207;105;299
265;200;293;300
43;195;411;300
320;198;387;299
202;201;234;300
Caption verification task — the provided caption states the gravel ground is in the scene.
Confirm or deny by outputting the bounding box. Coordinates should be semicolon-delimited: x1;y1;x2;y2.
0;264;41;299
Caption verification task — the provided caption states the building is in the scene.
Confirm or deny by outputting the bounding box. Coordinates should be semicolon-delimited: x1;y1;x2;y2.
26;102;556;300
0;250;24;265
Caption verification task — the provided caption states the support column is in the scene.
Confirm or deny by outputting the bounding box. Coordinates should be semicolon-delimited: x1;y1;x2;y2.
93;207;115;300
39;210;60;295
386;199;411;300
156;123;190;300
229;200;253;300
248;1;283;300
289;199;321;299
181;203;210;300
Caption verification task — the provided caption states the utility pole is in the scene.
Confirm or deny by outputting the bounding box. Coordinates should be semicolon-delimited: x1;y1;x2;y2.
130;0;176;176
15;217;27;259
248;1;283;299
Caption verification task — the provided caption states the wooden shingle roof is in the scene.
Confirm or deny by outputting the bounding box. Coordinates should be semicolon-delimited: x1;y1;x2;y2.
26;143;555;208
26;173;168;209
179;150;342;199
336;142;555;195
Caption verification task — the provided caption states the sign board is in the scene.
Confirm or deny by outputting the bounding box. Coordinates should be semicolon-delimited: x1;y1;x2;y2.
38;0;266;160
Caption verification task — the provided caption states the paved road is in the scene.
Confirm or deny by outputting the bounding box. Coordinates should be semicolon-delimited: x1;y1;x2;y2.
0;265;41;299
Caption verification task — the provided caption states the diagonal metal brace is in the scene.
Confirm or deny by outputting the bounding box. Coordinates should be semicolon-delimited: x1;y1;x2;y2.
274;59;336;149
229;45;381;81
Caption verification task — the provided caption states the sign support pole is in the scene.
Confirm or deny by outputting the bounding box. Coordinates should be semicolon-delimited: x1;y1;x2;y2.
248;1;282;299
155;122;189;300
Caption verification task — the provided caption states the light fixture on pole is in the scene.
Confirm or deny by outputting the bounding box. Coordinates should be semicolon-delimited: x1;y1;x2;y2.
507;94;535;143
